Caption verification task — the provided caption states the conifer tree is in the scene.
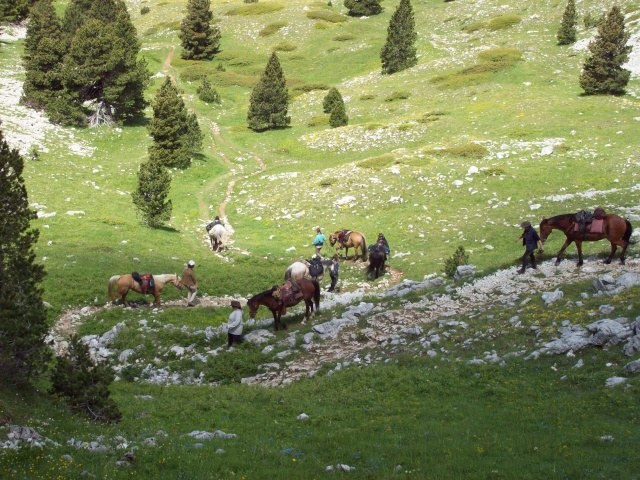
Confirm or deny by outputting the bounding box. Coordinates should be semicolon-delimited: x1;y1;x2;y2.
247;52;290;131
0;126;50;387
329;101;348;128
132;159;173;227
148;77;191;168
197;76;221;104
185;112;204;153
50;336;122;423
557;0;577;45
61;0;94;43
344;0;382;17
21;0;66;110
0;0;32;22
579;5;632;95
322;87;343;114
179;0;221;60
380;0;417;75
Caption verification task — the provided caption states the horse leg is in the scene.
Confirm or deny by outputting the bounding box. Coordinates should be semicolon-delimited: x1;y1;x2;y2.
604;243;617;265
555;239;572;266
619;242;628;265
576;240;584;267
153;291;161;307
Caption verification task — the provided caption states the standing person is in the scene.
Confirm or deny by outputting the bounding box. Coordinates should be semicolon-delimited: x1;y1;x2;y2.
328;254;339;292
182;260;198;306
515;221;544;274
312;227;326;258
227;300;244;348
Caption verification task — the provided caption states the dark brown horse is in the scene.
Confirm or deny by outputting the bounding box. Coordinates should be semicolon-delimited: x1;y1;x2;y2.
247;278;321;331
329;230;367;261
367;243;387;280
539;213;633;266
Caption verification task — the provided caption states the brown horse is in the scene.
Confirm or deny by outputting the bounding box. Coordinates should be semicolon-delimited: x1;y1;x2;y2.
539;213;634;266
329;230;367;261
247;278;320;331
107;274;183;307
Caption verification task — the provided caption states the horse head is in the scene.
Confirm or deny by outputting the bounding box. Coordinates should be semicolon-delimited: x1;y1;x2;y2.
247;298;258;319
329;233;338;246
173;274;184;290
539;218;551;244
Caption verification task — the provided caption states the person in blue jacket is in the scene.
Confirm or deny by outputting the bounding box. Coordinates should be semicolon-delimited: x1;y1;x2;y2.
312;227;326;258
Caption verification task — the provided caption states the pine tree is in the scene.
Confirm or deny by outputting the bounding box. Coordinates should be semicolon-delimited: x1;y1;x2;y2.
179;0;221;60
557;0;577;45
147;77;191;168
0;126;51;387
61;0;94;43
0;0;32;22
247;52;290;131
21;0;66;110
184;112;204;153
50;336;122;423
329;101;348;128
132;159;173;227
197;76;221;104
322;87;343;114
380;0;417;75
344;0;382;17
579;5;632;95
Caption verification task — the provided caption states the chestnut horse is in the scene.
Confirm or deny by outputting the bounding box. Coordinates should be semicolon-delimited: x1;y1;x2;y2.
247;278;320;331
329;230;367;261
539;213;634;266
107;273;183;307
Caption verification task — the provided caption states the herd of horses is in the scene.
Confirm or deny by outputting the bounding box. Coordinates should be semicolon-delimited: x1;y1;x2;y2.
107;213;636;331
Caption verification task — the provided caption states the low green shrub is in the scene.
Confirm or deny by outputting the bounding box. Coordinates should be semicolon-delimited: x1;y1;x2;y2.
484;166;506;176
319;177;338;187
417;112;446;123
291;82;330;94
443;245;469;278
461;20;485;32
359;94;375;100
359;155;397;169
584;11;604;28
226;3;284;15
308;115;329;127
477;47;522;65
273;41;297;52
259;21;287;37
425;143;487;158
141;5;150;15
384;91;411;102
306;10;348;23
333;33;356;41
487;14;521;30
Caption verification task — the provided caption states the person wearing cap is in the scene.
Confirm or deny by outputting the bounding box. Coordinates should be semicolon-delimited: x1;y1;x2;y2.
227;300;244;348
312;227;326;258
515;221;544;274
182;260;198;306
327;254;339;292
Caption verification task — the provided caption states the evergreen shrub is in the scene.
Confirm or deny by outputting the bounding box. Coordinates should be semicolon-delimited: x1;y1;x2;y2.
306;10;348;23
259;21;287;37
50;336;122;423
443;245;469;278
487;14;521;30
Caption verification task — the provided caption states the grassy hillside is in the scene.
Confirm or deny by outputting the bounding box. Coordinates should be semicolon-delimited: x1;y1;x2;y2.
1;0;640;478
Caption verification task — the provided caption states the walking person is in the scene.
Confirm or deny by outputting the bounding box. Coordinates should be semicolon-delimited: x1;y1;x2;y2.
312;227;326;258
515;221;544;274
182;260;198;306
227;300;244;348
327;254;339;292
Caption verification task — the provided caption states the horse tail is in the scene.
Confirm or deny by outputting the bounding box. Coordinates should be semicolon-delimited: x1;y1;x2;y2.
361;235;367;261
284;267;291;281
624;219;637;244
312;279;320;310
107;275;120;300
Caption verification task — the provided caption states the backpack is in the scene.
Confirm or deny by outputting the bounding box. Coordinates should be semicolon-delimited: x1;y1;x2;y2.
308;259;323;277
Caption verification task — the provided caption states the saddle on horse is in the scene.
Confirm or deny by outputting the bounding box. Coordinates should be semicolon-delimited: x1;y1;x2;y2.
132;272;154;294
272;280;304;314
337;229;352;245
574;209;605;235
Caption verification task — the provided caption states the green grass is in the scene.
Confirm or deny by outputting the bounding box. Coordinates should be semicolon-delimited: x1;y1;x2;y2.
2;0;640;477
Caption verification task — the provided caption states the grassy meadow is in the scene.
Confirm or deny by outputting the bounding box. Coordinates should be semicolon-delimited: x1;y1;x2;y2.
1;0;640;478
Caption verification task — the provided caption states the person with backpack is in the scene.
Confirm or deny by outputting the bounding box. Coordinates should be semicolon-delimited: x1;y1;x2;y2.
312;227;326;258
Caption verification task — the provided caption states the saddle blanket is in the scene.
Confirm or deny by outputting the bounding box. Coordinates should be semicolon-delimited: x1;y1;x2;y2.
574;219;604;234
